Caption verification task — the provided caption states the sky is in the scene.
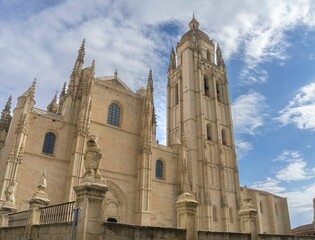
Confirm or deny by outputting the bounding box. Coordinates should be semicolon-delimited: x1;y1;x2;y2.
0;0;315;228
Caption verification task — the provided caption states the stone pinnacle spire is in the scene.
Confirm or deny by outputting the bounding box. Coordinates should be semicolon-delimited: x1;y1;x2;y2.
0;96;12;132
59;82;67;100
30;78;36;100
77;39;85;64
168;47;176;72
47;92;58;113
146;69;156;125
189;14;199;30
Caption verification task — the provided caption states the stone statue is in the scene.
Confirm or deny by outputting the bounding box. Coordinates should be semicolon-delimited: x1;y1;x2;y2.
241;185;254;210
38;171;47;193
4;181;16;206
81;135;104;184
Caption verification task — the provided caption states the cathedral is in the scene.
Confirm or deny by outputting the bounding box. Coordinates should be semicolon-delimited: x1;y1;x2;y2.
0;17;291;234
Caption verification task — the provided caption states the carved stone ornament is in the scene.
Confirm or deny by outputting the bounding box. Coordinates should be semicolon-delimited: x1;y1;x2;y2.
2;181;17;210
81;135;106;185
30;171;50;207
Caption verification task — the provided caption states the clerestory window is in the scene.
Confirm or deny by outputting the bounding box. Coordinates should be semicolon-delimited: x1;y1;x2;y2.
42;132;56;155
107;103;121;127
156;160;164;179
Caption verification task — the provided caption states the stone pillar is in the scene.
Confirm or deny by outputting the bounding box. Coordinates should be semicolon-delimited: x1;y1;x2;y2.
24;171;50;239
74;183;108;240
73;135;108;240
239;186;258;240
239;208;258;240
0;211;10;228
175;193;199;240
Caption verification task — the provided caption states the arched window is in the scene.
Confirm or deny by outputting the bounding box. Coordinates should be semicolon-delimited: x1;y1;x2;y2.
107;103;121;127
204;76;210;97
175;83;179;105
213;205;217;221
206;50;211;61
156;160;163;179
206;123;212;141
216;80;223;102
221;129;227;145
42;132;56;155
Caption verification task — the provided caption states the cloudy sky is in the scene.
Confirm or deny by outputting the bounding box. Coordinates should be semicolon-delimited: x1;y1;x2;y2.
1;0;315;228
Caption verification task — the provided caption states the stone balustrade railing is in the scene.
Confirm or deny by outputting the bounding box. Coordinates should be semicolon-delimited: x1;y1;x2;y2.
8;210;29;227
32;108;64;121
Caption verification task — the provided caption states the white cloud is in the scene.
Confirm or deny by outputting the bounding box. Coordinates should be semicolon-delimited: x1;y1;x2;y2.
272;149;314;181
232;92;268;135
276;160;309;181
235;139;253;160
0;0;315;109
251;177;286;195
277;82;315;131
273;149;302;162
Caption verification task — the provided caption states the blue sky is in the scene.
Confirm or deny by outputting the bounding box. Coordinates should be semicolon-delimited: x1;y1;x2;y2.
0;0;315;228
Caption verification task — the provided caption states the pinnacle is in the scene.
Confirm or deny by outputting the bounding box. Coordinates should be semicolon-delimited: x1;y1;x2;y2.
189;14;199;30
90;59;95;73
30;78;36;99
4;95;12;112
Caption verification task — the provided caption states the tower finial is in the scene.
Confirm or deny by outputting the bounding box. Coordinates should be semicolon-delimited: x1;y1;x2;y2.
189;14;199;30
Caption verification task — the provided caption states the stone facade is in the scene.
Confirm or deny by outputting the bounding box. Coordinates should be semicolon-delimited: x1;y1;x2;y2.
0;17;290;234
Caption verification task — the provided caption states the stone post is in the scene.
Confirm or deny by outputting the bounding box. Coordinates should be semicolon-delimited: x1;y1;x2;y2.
74;183;108;240
239;209;258;240
239;186;258;240
24;171;50;239
73;135;108;240
175;193;199;240
0;211;9;228
174;134;199;240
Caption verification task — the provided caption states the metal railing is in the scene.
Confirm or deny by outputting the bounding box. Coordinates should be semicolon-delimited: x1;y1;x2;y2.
39;201;75;224
8;210;29;227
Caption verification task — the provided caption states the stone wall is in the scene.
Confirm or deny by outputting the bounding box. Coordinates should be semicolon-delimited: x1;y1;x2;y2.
258;234;315;240
31;222;72;240
0;226;25;240
101;222;186;240
198;231;251;240
2;223;315;240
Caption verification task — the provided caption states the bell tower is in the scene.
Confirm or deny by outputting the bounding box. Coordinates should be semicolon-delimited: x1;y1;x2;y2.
167;16;241;231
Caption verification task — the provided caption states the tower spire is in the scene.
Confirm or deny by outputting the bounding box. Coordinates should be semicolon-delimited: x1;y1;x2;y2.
59;82;67;100
77;39;85;64
216;44;225;68
0;96;12;132
29;78;36;100
168;47;176;72
189;14;199;30
146;70;156;125
47;92;58;113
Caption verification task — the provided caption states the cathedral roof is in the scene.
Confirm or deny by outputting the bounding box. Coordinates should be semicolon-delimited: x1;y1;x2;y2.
180;16;212;44
96;76;136;95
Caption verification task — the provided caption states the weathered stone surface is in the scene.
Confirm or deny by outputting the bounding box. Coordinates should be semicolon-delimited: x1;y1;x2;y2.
101;222;186;240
